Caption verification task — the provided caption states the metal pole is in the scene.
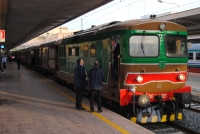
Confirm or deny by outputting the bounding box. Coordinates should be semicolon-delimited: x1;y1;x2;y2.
132;93;135;116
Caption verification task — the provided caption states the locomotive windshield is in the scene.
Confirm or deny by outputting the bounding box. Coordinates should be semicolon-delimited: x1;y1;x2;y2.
165;35;187;57
129;35;159;57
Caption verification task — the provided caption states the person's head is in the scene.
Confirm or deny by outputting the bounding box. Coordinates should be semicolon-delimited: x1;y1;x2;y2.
110;39;117;46
77;58;84;66
94;60;99;67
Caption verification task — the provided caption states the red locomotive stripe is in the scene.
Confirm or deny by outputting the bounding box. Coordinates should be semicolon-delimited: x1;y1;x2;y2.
125;72;187;84
120;86;191;106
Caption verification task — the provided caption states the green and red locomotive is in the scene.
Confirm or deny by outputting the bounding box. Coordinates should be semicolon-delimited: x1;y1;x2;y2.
14;19;192;123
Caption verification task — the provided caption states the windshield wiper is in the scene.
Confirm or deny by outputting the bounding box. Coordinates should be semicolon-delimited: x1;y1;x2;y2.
141;36;145;56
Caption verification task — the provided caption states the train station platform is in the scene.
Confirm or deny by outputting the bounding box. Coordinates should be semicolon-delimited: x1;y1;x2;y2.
0;62;153;134
187;72;200;96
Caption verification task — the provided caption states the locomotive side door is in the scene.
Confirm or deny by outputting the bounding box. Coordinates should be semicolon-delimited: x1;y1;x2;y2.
95;41;103;70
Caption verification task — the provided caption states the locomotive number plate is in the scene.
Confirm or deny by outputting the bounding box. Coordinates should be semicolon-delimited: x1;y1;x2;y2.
156;82;162;88
159;61;165;69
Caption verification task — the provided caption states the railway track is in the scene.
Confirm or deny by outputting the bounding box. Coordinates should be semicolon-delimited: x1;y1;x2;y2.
142;122;200;134
190;100;200;113
168;122;200;134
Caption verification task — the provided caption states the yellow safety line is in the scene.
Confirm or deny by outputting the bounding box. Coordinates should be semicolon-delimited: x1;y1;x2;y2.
29;70;130;134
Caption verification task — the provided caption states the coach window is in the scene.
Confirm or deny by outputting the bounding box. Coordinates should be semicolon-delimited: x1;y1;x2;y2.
76;47;79;56
84;46;88;56
188;53;193;60
72;47;75;56
68;48;72;56
196;53;200;60
90;44;96;57
129;35;159;57
62;46;64;56
64;46;66;57
59;47;61;57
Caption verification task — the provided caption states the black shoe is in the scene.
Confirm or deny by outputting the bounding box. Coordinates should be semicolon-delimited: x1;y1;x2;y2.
76;106;85;110
90;107;94;112
98;109;102;113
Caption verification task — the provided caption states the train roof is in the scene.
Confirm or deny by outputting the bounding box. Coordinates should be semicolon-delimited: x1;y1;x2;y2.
60;19;187;45
73;19;187;36
188;43;200;52
103;19;187;31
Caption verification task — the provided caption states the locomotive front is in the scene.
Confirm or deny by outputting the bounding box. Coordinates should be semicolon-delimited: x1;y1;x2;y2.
119;20;192;123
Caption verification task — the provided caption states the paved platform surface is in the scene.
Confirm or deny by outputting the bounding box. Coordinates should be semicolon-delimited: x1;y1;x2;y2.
187;72;200;96
0;62;153;134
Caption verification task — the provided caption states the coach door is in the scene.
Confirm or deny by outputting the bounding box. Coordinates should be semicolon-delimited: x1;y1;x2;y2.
95;41;103;69
48;47;56;70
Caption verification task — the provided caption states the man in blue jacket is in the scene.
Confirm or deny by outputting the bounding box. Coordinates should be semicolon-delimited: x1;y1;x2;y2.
89;61;105;113
74;58;88;110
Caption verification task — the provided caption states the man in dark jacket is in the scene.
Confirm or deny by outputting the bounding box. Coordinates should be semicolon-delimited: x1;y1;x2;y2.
17;57;21;70
74;58;88;110
110;39;120;82
0;53;4;74
89;61;105;113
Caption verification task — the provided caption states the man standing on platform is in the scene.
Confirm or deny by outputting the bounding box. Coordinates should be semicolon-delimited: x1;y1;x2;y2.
17;57;21;70
89;61;105;113
0;53;4;74
74;58;88;110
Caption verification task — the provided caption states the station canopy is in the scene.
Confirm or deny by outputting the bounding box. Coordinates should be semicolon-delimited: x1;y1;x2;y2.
0;0;112;50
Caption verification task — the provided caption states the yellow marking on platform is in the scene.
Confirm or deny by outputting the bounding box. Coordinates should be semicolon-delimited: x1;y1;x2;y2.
30;71;130;134
141;116;147;123
151;116;158;123
170;114;175;121
178;113;183;120
161;115;167;122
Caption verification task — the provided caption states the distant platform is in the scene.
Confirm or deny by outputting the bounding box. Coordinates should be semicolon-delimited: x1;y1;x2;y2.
187;72;200;96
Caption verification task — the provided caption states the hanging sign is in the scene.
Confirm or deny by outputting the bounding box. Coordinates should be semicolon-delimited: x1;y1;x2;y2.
0;30;5;42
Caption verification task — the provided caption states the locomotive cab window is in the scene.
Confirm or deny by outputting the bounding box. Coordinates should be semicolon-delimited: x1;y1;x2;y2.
165;35;187;57
90;44;96;57
129;35;159;57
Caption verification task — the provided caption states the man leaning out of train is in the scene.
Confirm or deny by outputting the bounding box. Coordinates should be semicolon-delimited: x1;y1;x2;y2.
89;60;105;113
74;58;88;110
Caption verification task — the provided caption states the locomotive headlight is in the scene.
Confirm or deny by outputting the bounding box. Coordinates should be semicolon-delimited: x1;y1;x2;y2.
159;23;166;30
128;85;136;93
138;94;150;108
136;75;143;82
178;74;185;81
